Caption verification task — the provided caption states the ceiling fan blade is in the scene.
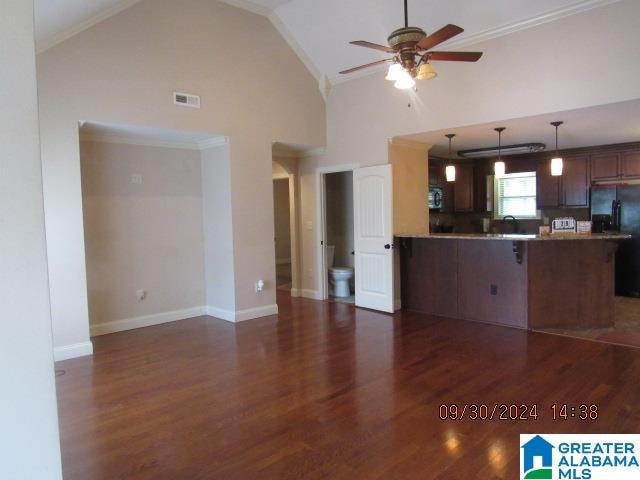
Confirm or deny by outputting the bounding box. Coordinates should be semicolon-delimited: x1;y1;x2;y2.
417;24;464;51
350;41;395;54
428;51;483;62
339;59;392;75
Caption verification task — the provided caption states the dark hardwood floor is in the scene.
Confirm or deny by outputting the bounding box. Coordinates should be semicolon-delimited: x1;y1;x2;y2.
56;293;640;479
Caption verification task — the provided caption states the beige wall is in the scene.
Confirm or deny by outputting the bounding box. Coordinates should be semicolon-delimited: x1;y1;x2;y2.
389;140;430;235
325;171;354;269
81;140;206;328
273;179;292;263
37;0;325;350
0;0;62;476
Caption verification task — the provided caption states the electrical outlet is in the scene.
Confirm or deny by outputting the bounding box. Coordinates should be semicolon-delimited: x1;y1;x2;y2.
136;289;146;302
490;284;498;296
255;280;265;293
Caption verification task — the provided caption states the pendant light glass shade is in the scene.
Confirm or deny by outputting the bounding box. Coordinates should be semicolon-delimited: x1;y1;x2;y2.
417;63;437;80
385;63;403;81
394;69;416;90
494;161;505;178
445;165;456;182
551;157;563;176
550;121;564;176
445;133;456;182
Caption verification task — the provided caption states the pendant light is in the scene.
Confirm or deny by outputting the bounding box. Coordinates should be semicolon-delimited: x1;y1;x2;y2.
494;127;506;178
445;134;456;182
550;121;564;176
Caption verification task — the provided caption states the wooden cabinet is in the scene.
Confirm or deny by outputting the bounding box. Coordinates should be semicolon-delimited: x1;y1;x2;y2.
591;153;619;180
536;160;560;208
562;155;590;207
454;164;474;212
621;152;640;178
536;155;589;208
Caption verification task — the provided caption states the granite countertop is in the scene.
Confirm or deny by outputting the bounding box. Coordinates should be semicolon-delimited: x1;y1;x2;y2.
394;232;633;241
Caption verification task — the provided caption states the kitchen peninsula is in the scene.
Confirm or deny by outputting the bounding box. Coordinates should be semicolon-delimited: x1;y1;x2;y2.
397;233;630;330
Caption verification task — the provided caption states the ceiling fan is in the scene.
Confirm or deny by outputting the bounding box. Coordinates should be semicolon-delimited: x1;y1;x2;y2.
340;0;482;89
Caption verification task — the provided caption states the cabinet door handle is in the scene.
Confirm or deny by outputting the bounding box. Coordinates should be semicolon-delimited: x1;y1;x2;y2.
384;244;392;250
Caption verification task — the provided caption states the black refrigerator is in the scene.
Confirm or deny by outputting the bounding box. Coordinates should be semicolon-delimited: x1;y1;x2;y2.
591;184;640;297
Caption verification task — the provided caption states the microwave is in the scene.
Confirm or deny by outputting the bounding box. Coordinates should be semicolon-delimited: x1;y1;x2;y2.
429;185;443;210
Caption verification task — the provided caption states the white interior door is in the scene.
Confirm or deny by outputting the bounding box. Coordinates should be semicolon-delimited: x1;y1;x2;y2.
354;164;394;312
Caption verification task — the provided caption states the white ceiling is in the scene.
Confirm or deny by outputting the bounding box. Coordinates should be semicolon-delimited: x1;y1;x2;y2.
402;99;640;157
34;0;620;81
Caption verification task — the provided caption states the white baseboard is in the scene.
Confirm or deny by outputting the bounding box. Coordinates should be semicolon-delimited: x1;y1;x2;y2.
276;258;291;265
206;304;279;323
394;298;402;311
300;289;322;300
90;306;207;337
290;288;301;297
205;305;235;322
54;341;94;362
236;304;278;322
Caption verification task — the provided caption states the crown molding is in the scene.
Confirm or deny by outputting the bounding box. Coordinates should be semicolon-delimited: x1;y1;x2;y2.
81;133;228;151
36;0;144;54
329;0;623;86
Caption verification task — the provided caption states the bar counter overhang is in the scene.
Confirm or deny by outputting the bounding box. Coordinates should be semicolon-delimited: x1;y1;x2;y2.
397;233;631;330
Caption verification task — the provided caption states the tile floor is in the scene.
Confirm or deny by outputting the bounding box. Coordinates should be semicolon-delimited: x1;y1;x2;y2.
536;296;640;349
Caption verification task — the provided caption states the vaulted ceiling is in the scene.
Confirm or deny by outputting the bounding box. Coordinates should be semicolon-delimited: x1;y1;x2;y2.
35;0;620;84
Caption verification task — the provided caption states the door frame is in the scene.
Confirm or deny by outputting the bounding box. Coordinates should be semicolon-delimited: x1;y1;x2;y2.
316;163;360;300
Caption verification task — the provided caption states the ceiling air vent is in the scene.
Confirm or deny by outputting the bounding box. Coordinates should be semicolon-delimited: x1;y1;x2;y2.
173;92;200;108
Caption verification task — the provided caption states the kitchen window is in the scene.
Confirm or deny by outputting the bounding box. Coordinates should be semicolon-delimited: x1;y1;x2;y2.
494;171;539;219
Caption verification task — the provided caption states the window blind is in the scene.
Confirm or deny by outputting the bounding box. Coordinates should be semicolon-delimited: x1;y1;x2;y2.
494;171;538;219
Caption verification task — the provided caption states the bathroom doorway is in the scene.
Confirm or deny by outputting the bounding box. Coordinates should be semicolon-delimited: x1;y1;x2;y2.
322;171;355;304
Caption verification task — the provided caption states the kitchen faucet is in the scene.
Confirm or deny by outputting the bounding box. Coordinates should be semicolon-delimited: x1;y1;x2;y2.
502;215;519;234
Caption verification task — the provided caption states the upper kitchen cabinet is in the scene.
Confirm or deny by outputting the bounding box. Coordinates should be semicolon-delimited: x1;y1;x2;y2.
562;155;590;207
590;152;620;180
536;159;560;208
454;164;474;212
536;155;589;208
621;152;640;178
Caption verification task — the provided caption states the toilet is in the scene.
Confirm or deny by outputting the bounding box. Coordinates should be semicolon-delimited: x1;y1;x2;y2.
326;245;354;298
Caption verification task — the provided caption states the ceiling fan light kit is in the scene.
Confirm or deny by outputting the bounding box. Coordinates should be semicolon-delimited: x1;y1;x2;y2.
340;0;482;89
394;69;416;90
